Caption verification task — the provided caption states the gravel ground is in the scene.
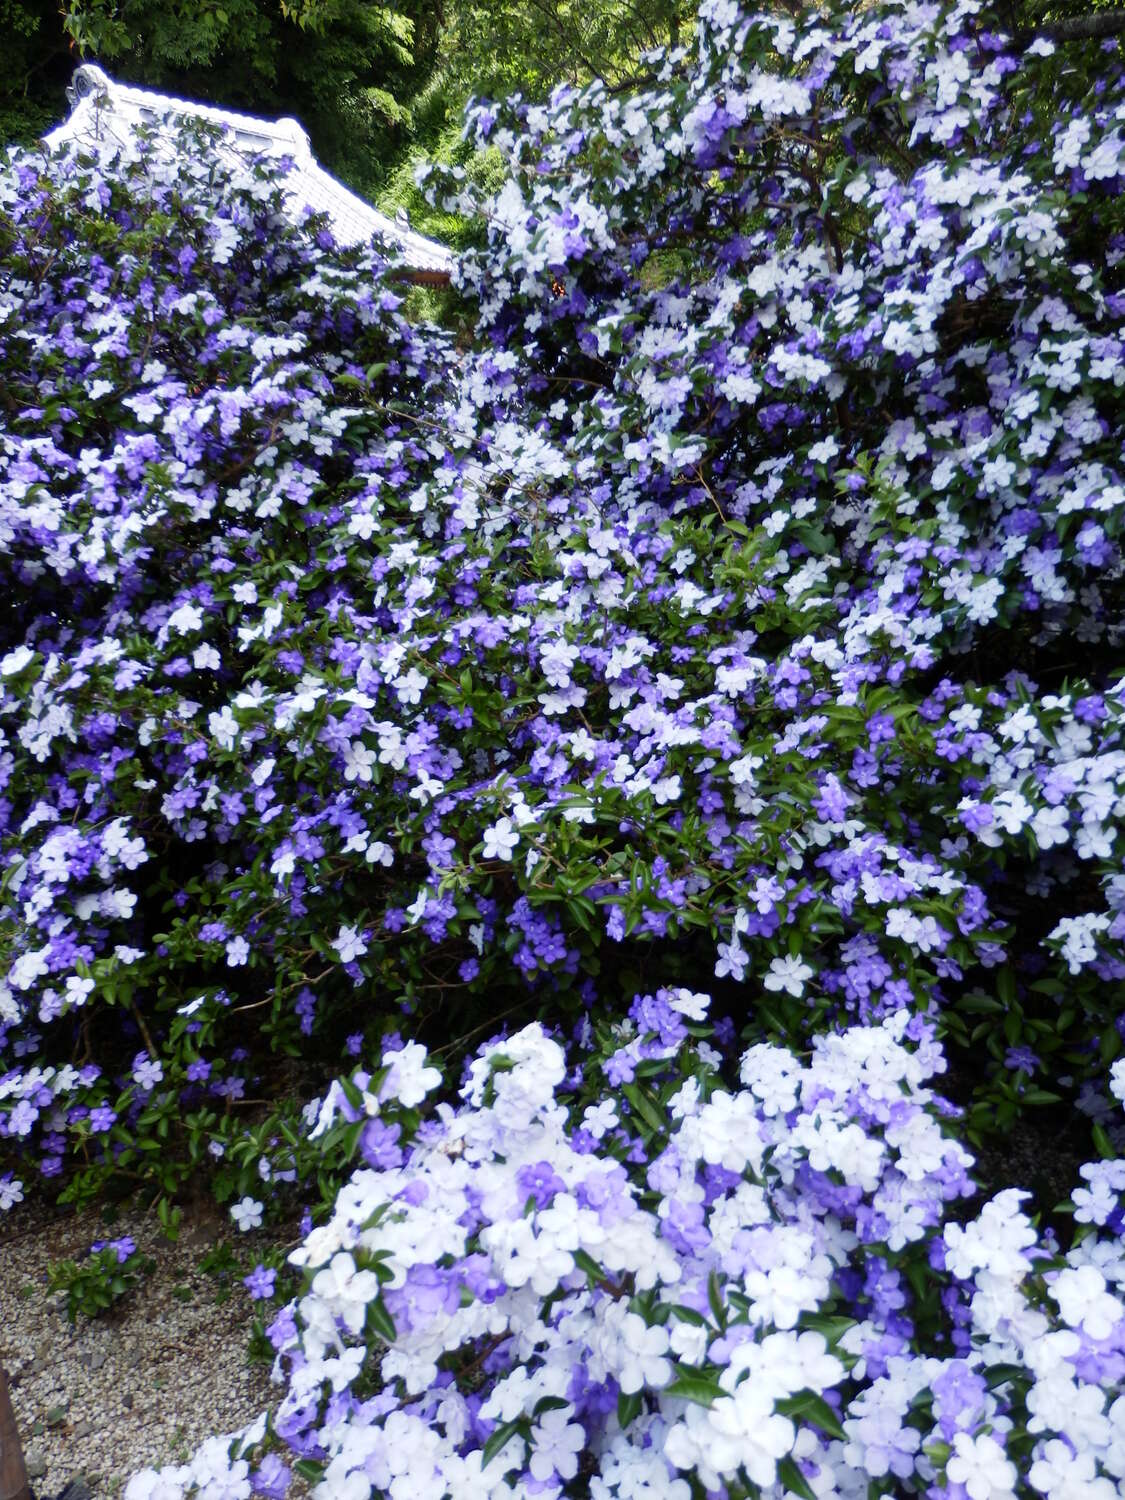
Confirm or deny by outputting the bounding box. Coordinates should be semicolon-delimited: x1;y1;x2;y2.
0;1199;280;1498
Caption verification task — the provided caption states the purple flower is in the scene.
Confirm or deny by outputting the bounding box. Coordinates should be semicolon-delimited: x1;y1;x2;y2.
1004;1046;1040;1075
359;1118;403;1170
516;1160;566;1209
91;1236;136;1264
243;1264;277;1300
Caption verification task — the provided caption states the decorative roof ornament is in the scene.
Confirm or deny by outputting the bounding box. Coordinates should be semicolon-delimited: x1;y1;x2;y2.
43;64;453;283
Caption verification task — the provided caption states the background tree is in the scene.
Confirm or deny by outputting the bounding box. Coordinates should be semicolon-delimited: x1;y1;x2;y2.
60;0;421;164
0;1;76;144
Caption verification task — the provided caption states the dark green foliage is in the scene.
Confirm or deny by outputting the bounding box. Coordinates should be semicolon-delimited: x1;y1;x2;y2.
0;1;75;146
60;0;418;160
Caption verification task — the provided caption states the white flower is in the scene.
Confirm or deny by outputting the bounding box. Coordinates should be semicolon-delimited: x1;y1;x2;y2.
1051;1265;1123;1340
0;1177;24;1212
946;1432;1018;1500
944;1191;1038;1279
9;945;50;992
732;1330;845;1396
1031;805;1069;851
0;646;34;676
739;1045;803;1115
683;1091;765;1175
310;1251;379;1335
192;643;220;670
124;1469;190;1500
529;1407;584;1482
343;741;376;783
381;1041;441;1107
705;1380;795;1485
333;925;369;963
482;817;519;860
743;1262;823;1330
208;706;240;750
225;936;250;967
669;988;710;1020
613;1311;672;1393
230;1197;263;1231
808;435;839;464
251;757;275;786
166;602;204;635
392;667;427;705
581;1099;618;1139
763;954;813;998
1028;1439;1115;1499
482;1218;574;1296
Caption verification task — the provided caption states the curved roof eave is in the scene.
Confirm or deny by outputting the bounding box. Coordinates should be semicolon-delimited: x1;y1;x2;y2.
42;64;454;280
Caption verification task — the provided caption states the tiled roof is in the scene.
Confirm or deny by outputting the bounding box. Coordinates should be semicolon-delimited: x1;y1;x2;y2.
42;64;453;278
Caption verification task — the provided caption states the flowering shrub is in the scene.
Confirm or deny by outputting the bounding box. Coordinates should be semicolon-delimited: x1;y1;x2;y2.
47;1232;155;1320
4;0;1125;1222
0;115;452;1210
3;0;1125;1489
126;1003;1125;1499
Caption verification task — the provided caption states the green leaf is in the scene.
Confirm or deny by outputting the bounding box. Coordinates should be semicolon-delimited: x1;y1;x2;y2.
707;1271;726;1330
367;1296;396;1342
617;1390;643;1428
794;525;833;555
776;1389;845;1440
957;992;1003;1014
777;1455;819;1500
983;1363;1025;1391
797;1314;855;1345
622;1082;666;1137
1002;1008;1024;1046
480;1417;524;1469
664;1369;725;1407
1092;1123;1116;1160
904;1260;930;1303
574;1249;606;1284
670;1303;709;1327
532;1395;570;1417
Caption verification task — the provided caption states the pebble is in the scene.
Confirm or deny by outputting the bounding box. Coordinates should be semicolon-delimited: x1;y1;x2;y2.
0;1202;277;1494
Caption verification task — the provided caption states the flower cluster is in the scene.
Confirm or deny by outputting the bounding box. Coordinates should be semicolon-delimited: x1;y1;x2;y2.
127;1004;1125;1499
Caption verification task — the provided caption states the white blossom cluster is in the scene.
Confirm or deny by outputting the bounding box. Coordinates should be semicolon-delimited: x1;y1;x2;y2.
126;1003;1125;1500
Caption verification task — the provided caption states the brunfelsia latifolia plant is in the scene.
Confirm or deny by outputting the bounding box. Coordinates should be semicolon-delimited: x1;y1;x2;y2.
47;1233;155;1321
0;0;1124;1494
